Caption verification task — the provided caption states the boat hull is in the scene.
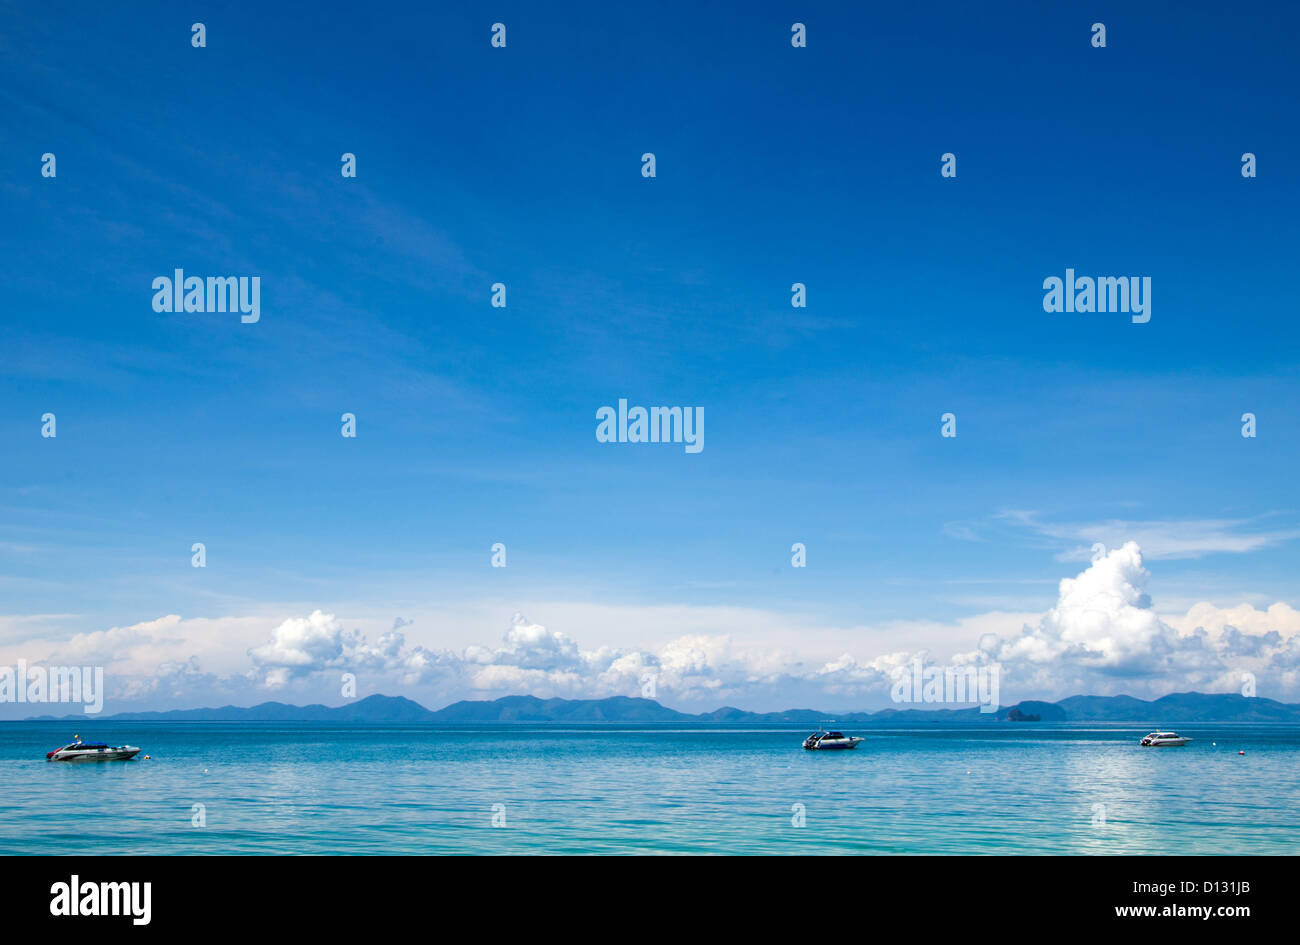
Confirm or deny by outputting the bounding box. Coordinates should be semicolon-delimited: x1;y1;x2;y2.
48;747;141;761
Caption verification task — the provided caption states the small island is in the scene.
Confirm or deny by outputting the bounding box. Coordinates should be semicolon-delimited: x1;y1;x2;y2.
1006;707;1042;722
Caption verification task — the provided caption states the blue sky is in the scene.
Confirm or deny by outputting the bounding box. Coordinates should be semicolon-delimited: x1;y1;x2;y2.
2;2;1299;711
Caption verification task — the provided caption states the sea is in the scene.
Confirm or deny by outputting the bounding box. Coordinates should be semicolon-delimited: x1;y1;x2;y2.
3;722;1298;855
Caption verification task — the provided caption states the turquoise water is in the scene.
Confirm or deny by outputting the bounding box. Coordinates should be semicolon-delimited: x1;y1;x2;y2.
3;722;1298;855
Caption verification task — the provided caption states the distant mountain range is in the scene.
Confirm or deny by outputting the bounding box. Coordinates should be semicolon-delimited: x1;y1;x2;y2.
22;691;1300;723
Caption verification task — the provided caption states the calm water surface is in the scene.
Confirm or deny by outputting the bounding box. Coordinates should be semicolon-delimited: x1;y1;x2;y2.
3;722;1297;855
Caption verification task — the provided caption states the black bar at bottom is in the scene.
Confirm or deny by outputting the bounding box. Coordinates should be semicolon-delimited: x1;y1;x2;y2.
0;855;1275;931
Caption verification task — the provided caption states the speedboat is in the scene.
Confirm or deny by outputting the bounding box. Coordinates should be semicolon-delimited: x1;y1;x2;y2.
1140;731;1191;747
46;739;141;761
802;729;864;750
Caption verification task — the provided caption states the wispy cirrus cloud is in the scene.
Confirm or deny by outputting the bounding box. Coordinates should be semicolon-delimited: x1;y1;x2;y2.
947;509;1300;561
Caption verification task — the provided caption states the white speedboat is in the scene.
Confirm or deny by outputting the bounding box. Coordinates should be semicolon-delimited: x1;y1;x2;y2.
803;729;864;750
1140;731;1190;747
46;739;141;761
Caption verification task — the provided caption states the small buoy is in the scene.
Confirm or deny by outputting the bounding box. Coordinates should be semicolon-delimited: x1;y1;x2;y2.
1212;742;1216;746
203;768;209;774
1239;751;1245;755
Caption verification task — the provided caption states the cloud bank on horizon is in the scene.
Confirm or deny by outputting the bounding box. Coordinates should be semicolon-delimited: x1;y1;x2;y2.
4;543;1299;716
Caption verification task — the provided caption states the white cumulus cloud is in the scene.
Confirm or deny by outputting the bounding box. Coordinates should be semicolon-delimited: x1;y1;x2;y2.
5;544;1300;716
